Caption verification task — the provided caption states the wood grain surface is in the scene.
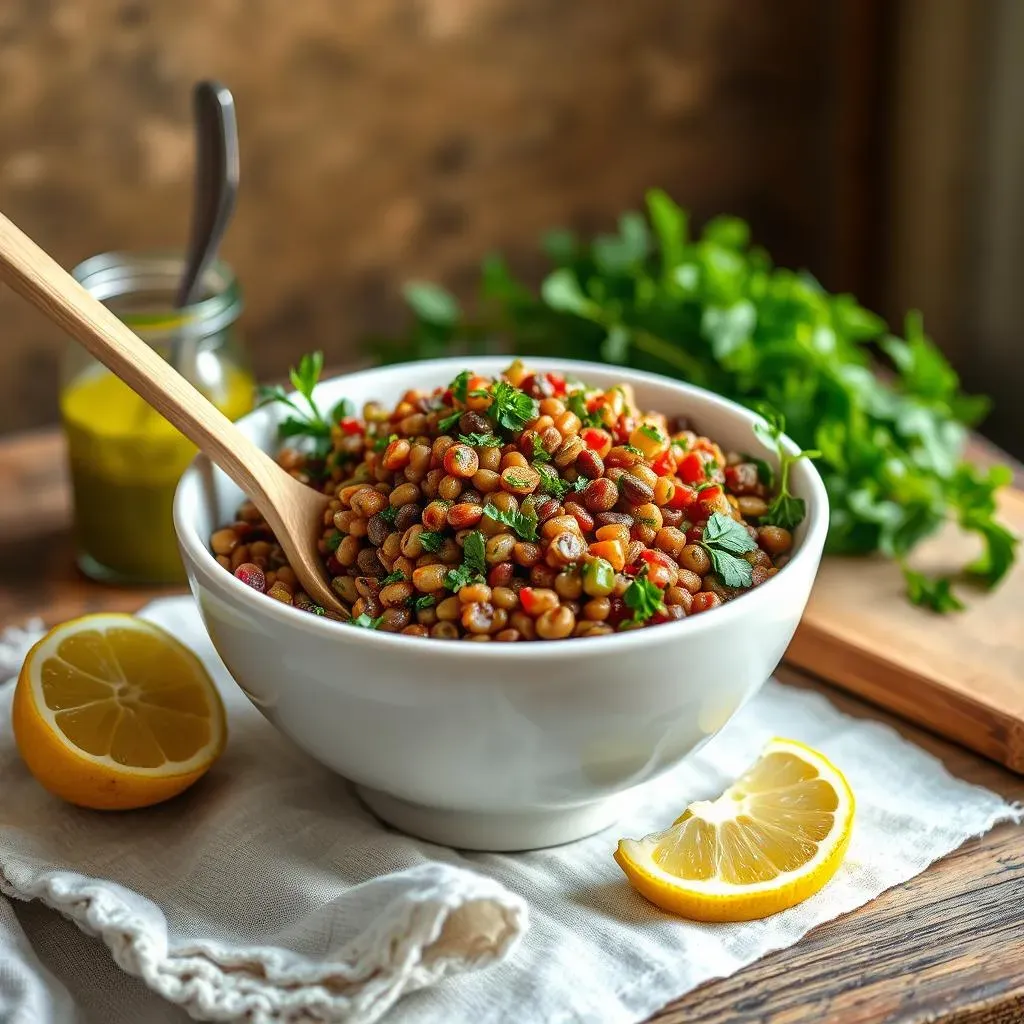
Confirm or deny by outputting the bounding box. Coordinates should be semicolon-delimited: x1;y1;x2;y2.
1;426;1023;1023
790;487;1024;773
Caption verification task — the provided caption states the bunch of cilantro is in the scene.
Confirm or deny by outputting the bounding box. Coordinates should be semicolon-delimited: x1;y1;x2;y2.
368;190;1017;611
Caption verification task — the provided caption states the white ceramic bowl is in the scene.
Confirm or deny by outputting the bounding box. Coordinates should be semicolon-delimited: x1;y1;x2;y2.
174;357;828;850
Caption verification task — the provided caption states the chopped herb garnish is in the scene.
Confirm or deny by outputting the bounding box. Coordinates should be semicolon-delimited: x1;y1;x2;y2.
459;433;501;447
699;512;756;588
531;434;551;462
639;424;665;443
902;567;965;613
412;594;436;611
450;370;472;404
473;379;538;432
567;391;604;428
374;433;398;453
349;612;384;629
379;570;405;586
623;571;665;623
752;406;820;530
445;530;487;591
623;444;644;457
484;501;539;541
438;410;462;432
256;351;348;459
379;504;399;526
572;476;590;493
419;530;446;553
536;463;570;499
325;531;343;552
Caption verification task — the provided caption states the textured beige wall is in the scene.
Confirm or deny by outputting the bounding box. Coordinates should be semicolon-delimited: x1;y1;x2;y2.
0;0;832;434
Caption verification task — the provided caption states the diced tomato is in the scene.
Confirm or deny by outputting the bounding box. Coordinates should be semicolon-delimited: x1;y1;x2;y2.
651;450;677;477
586;395;604;413
697;484;724;504
581;427;613;457
668;483;699;510
639;549;674;572
518;588;546;616
613;414;635;444
646;563;673;589
545;372;567;396
339;417;363;436
678;451;707;485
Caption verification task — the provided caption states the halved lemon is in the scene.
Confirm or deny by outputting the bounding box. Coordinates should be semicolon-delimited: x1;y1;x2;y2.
13;614;226;810
614;738;855;921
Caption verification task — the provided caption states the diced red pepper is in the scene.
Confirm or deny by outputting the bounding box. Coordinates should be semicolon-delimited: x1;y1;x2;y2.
340;417;363;436
545;372;567;396
581;427;613;456
697;484;724;504
645;563;673;589
639;549;674;571
678;451;707;485
668;483;699;510
651;450;677;477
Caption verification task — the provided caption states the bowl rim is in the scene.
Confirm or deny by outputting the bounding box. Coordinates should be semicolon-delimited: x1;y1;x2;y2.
174;355;829;658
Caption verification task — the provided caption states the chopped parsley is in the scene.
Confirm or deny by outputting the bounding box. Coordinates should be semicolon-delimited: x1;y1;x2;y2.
450;370;472;404
484;501;539;541
374;432;398;453
438;410;462;432
378;570;405;586
459;432;501;447
623;572;665;623
325;531;343;552
503;470;535;490
412;594;436;611
700;512;756;588
902;567;965;613
472;379;538;432
531;434;551;462
639;424;665;443
379;504;399;526
536;463;570;499
419;530;446;553
752;406;819;530
623;444;644;457
444;530;487;591
349;612;384;629
567;391;603;428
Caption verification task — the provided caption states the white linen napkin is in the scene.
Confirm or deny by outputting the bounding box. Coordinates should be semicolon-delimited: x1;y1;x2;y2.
0;597;1018;1024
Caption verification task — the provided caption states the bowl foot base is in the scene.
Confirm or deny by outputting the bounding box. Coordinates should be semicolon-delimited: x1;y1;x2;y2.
356;786;623;851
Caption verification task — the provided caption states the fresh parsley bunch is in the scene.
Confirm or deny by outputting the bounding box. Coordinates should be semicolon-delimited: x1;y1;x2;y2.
372;191;1017;611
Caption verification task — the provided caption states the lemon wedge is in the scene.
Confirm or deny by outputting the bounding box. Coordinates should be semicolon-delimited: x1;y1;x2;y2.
615;738;854;921
13;614;226;810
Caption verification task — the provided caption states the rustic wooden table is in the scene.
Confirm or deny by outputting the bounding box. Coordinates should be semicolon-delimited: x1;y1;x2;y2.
2;428;1023;1024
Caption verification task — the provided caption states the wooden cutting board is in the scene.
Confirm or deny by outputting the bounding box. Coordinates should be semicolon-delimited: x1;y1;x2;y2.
788;487;1024;773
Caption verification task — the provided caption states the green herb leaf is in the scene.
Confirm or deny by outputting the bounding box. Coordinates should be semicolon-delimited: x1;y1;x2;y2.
572;476;590;493
404;282;460;326
623;444;643;457
753;405;819;531
450;370;472;403
531;434;551;462
348;613;384;629
503;470;534;490
567;391;604;428
325;531;343;552
445;530;487;591
536;463;570;499
639;424;665;444
459;433;501;447
706;548;754;588
374;433;398;453
419;530;445;553
413;595;436;611
379;570;405;586
379;504;399;526
903;567;965;613
484;501;539;541
623;572;665;623
438;410;462;432
702;513;757;555
476;379;538;433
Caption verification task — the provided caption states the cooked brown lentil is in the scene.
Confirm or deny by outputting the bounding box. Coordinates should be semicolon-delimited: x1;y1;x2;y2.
211;361;797;639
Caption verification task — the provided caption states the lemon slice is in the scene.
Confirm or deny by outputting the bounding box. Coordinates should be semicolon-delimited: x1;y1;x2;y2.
13;614;226;810
615;738;854;921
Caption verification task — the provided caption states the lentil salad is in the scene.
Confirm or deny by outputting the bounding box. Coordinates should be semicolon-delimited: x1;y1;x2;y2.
209;359;808;641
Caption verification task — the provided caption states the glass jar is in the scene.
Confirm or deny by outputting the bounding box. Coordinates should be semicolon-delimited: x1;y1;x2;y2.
60;252;255;584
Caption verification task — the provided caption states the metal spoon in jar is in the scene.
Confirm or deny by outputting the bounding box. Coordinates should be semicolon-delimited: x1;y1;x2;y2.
168;80;240;377
0;212;347;618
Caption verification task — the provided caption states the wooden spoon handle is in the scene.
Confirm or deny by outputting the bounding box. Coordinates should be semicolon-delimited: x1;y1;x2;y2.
0;211;280;506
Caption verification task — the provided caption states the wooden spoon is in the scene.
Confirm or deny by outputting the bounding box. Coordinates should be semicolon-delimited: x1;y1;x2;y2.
0;212;346;617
